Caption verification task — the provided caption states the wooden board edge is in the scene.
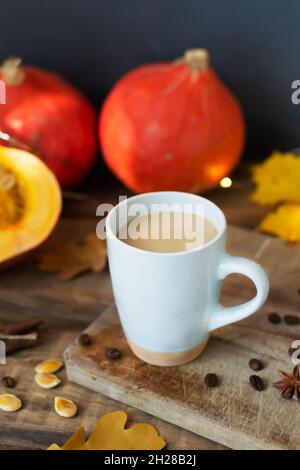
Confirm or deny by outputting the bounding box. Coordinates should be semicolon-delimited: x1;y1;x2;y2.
64;350;283;451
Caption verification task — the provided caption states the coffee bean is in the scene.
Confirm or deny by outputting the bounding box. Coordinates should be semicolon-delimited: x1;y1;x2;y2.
105;347;121;360
78;333;92;346
204;373;219;388
283;315;300;326
268;312;281;324
249;375;264;391
249;358;263;371
1;376;16;388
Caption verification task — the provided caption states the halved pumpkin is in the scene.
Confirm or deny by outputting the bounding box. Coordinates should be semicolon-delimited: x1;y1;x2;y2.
0;145;62;266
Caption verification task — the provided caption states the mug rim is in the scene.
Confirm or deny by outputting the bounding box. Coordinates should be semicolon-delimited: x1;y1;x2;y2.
106;191;227;257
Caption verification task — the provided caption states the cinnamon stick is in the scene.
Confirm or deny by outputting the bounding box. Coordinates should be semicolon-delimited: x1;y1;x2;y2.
0;317;44;335
0;332;38;353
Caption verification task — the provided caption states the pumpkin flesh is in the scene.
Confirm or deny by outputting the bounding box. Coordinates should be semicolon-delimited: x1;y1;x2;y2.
0;145;61;264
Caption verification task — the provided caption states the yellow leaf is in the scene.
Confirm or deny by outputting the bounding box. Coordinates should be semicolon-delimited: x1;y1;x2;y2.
259;203;300;242
251;151;300;205
48;427;85;451
47;444;61;450
48;411;166;450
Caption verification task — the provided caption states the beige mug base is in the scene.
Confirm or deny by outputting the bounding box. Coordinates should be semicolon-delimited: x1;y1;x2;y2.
127;336;209;367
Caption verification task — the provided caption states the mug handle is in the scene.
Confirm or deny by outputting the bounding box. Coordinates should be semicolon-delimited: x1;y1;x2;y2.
208;254;269;332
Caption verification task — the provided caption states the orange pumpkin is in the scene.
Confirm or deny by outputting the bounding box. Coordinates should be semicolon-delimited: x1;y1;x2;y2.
99;49;245;193
0;57;97;189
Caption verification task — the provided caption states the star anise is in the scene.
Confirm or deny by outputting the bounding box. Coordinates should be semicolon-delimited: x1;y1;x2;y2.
273;365;300;400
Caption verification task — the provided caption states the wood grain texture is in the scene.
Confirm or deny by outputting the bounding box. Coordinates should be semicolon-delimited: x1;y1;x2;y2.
65;226;300;450
0;321;224;450
0;217;224;450
0;178;297;450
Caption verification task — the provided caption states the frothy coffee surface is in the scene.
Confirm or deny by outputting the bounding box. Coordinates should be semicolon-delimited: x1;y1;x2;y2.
119;211;218;253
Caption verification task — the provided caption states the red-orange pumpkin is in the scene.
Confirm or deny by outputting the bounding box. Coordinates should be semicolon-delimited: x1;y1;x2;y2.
99;49;245;193
0;57;97;189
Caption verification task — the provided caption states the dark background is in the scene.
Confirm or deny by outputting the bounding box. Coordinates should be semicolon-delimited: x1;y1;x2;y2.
1;0;300;160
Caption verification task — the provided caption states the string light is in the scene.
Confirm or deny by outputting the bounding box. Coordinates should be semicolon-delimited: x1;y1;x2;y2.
219;176;233;189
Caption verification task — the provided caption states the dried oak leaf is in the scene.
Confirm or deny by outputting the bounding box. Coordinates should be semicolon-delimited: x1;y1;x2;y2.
48;410;166;450
251;151;300;205
259;203;300;243
36;232;107;280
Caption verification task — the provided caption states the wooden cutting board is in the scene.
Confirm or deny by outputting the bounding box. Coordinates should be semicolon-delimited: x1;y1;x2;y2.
65;226;300;450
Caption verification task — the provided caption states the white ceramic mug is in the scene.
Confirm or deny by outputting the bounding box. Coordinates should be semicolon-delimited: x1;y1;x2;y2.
106;192;269;367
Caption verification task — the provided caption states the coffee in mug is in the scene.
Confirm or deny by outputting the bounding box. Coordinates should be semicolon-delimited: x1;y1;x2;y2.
119;211;218;253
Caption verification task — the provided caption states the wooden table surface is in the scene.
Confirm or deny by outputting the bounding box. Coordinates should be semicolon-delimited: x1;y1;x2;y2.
0;168;272;450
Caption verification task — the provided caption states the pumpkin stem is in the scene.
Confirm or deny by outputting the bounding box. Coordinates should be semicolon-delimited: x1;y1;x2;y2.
0;130;33;153
184;49;209;71
1;57;25;86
